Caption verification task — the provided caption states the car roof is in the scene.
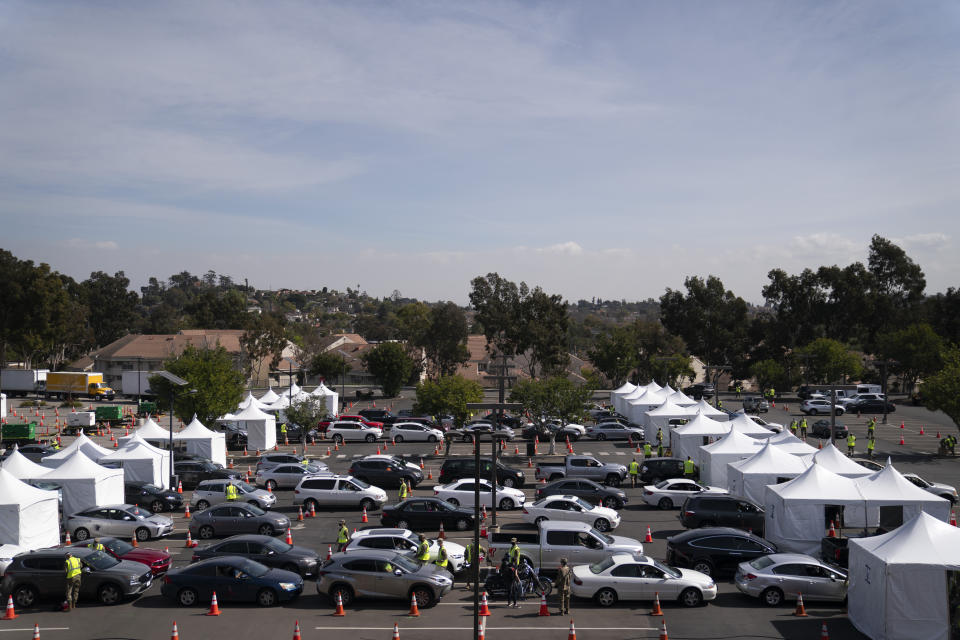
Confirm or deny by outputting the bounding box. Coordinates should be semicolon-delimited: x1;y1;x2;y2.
539;520;591;531
210;534;276;544
351;528;413;539
760;553;824;565
669;527;765;542
544;478;602;488
331;549;399;560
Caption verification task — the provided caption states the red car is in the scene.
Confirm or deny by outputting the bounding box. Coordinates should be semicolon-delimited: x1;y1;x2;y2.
317;415;384;434
73;536;171;575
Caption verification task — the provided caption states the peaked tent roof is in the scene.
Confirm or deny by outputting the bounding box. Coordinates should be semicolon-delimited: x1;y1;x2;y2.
812;443;873;477
666;390;698;406
132;418;174;441
175;417;220;440
766;431;819;456
611;382;637;396
0;467;57;505
672;411;729;436
40;431;112;464
730;440;811;474
310;383;336;397
693;400;728;419
101;440;165;461
855;464;950;504
660;384;676;395
643;381;663;393
238;393;268;411
701;428;759;453
43;449;116;480
767;463;863;501
622;387;651;402
0;447;50;479
850;511;960;564
627;389;667;406
232;404;274;421
258;387;280;404
646;399;697;417
727;413;776;437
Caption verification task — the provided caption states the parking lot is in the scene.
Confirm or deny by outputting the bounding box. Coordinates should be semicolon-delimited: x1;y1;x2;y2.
2;395;958;639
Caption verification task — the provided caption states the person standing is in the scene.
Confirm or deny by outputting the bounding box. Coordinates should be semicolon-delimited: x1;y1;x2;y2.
656;442;664;458
507;561;522;608
280;422;288;442
508;538;521;566
463;540;486;590
789;419;797;435
434;539;449;571
867;417;876;439
867;436;875;459
643;442;652;459
225;482;239;501
87;538;105;552
64;551;82;610
555;557;572;615
847;433;856;456
656;428;663;447
416;534;431;567
799;418;808;439
628;458;640;488
683;456;696;479
336;519;350;552
398;479;409;502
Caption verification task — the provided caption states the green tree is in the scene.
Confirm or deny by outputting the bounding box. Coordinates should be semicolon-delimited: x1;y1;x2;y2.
185;289;250;329
588;321;688;387
413;375;484;428
749;359;788;392
423;302;470;379
307;351;350;385
796;338;862;384
79;271;139;348
510;376;594;454
659;275;749;366
587;326;636;387
923;346;960;431
283;395;329;429
876;323;945;394
149;345;245;425
240;313;287;383
469;273;525;357
363;342;415;397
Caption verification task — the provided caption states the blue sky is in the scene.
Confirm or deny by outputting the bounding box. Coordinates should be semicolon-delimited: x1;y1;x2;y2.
1;1;957;303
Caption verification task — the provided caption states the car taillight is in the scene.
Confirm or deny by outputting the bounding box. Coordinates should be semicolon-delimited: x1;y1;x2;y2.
522;507;529;514
434;490;438;495
644;490;654;496
684;510;695;517
294;490;300;494
191;554;199;562
744;573;757;580
573;577;582;585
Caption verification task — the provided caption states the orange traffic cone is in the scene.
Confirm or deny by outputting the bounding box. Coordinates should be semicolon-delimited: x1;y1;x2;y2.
477;617;486;640
659;618;668;640
644;526;653;543
170;621;180;640
64;530;72;545
131;535;139;548
650;592;663;616
951;512;957;527
327;447;331;456
185;531;196;548
392;622;400;639
419;458;425;469
310;502;317;518
334;442;339;451
567;618;577;640
184;504;191;519
901;421;905;429
298;506;304;522
327;545;333;560
528;457;533;467
827;520;836;538
479;591;491;616
480;521;487;538
113;440;118;448
376;446;381;455
408;591;420;617
286;528;293;545
2;595;17;619
438;522;445;539
267;484;273;494
362;506;368;523
427;467;433;480
207;591;221;615
538;592;550;616
292;620;302;640
244;447;248;456
820;622;829;639
794;592;808;616
481;505;487;521
920;426;925;435
177;480;183;494
636;444;642;454
333;591;346;616
32;623;39;639
514;444;519;455
899;435;905;445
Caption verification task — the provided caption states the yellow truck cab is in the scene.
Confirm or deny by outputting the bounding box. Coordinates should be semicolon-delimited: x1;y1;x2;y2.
45;372;115;401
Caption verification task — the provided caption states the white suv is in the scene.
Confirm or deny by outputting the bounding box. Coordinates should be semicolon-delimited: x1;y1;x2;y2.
293;474;387;512
800;399;845;416
327;421;383;443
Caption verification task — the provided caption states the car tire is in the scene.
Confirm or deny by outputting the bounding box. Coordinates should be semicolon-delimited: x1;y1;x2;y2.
502;478;517;488
597;434;607;441
196;500;210;510
594;518;611;532
258;524;275;536
13;585;37;609
462;434;473;443
150;500;166;513
330;584;354;608
396;519;409;529
365;434;376;443
691;559;713;576
658;497;673;510
454;518;470;531
427;435;438;443
595;587;617;607
602;496;622;509
411;586;435;609
305;498;320;512
135;527;150;542
535;516;548;526
98;582;123;605
446;498;460;506
198;526;215;539
334;434;344;444
605;475;621;487
257;588;278;607
680;587;703;607
761;587;784;607
360;498;377;512
499;498;514;510
809;409;818;415
74;527;90;541
394;435;404;443
177;587;199;607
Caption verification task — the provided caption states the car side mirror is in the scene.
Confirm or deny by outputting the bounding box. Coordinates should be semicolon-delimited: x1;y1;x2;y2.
394;569;403;576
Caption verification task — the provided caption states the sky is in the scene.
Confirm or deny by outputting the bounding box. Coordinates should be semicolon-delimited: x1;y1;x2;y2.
1;0;958;304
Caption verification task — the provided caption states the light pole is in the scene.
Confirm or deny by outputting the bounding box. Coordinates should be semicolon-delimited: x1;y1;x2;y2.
155;371;193;489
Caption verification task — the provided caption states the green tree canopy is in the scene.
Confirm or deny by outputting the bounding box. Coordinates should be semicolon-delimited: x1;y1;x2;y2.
283;395;329;429
413;375;483;428
79;270;139;348
922;345;960;431
149;344;245;425
306;351;350;384
510;376;594;449
876;323;944;394
796;338;862;384
660;275;749;366
588;320;689;387
363;342;415;397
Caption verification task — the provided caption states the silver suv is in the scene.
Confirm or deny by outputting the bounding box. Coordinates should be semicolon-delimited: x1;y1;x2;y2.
255;462;329;491
292;474;387;512
327;421;383;443
191;479;277;510
317;549;452;608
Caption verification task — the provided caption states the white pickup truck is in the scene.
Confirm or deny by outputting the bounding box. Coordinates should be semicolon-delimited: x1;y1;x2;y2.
487;521;644;573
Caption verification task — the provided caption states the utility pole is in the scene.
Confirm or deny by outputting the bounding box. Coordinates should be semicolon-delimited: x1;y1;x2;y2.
479;354;518;528
873;360;896;425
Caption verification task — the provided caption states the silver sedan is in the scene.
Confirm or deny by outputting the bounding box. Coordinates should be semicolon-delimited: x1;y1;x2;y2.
66;504;175;542
734;553;847;606
255;463;328;491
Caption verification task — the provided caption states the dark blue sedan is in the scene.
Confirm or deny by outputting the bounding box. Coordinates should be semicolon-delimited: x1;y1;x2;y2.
161;556;303;607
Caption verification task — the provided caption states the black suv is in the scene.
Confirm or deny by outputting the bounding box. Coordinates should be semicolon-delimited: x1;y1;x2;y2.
357;408;398;425
174;460;239;490
536;478;628;509
683;383;716;400
124;481;183;513
439;457;526;488
666;527;778;577
678;495;764;533
810;420;848;439
850;399;896;414
349;458;424;488
639;457;689;484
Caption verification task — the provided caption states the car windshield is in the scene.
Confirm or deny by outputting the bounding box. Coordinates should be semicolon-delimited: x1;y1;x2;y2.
107;539;134;555
235;558;270;577
389;554;420;573
304;464;323;473
590;528;615;544
589;557;616;574
127;506;151;518
238;482;257;493
651;558;682;578
749;556;776;570
654;480;671;489
244;504;267;516
141;484;162;494
83;550;119;570
263;538;293;553
351;478;370;489
573;497;595;510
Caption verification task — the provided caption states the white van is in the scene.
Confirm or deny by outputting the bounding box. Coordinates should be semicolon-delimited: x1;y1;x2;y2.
856;384;883;395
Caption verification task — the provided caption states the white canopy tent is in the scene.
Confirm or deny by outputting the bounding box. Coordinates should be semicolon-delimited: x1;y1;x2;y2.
309;382;339;415
0;468;60;550
727;440;812;503
617;382;662;414
100;440;170;488
610;382;637;412
763;464;867;554
811;443;873;478
238;392;269;411
698;429;762;487
40;431;113;468
263;389;311;411
231;405;276;451
848;512;960;640
42;450;124;516
670;411;730;462
258;387;280;404
854;463;951;528
666;389;698;406
123;417;173;445
626;389;668;424
174;417;227;467
765;431;818;457
659;384;676;395
644;399;698;430
0;447;52;480
726;413;777;439
692;400;729;420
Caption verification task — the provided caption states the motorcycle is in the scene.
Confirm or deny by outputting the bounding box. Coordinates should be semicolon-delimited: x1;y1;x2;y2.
482;563;553;599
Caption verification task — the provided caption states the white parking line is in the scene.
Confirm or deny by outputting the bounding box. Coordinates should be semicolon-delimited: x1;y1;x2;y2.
336;454;346;459
314;626;658;631
614;451;626;456
598;451;609;456
0;629;70;633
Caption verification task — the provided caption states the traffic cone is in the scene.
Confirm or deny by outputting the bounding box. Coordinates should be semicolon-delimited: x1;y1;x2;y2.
650;592;663;616
420;458;425;469
185;531;195;548
229;459;234;469
820;622;829;639
951;512;957;527
131;535;139;548
899;435;905;446
327;447;331;456
362;506;368;523
482;505;487;521
114;440;118;448
333;591;346;616
377;446;381;455
327;545;333;560
794;592;808;616
644;526;653;543
286;528;293;545
267;484;273;494
244;447;248;456
310;502;317;518
32;623;39;639
177;480;183;494
334;442;339;451
479;591;491;616
2;595;17;619
540;476;546;485
901;421;905;429
827;520;836;538
64;530;72;545
538;592;550;616
477;617;486;640
659;618;668;640
636;444;642;454
528;457;533;468
427;467;433;480
408;591;420;617
938;431;942;439
170;621;179;640
206;590;221;615
298;506;304;522
480;521;487;538
438;522;445;539
184;504;191;519
567;619;577;640
920;426;925;435
292;620;302;640
514;444;519;455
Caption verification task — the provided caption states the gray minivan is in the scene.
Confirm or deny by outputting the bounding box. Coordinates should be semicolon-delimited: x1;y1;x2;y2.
292;474;387;512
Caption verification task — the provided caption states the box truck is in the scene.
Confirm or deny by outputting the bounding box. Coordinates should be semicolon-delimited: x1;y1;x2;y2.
121;371;157;399
0;369;49;397
45;372;115;400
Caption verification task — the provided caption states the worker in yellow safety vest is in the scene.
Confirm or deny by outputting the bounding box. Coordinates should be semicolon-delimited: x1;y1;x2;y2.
684;456;696;478
847;434;856;456
64;552;83;610
434;539;449;569
398;479;409;501
628;458;640;488
225;483;239;501
337;519;349;552
416;534;431;566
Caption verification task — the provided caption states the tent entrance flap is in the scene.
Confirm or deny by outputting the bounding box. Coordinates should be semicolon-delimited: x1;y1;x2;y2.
879;506;904;530
825;505;845;529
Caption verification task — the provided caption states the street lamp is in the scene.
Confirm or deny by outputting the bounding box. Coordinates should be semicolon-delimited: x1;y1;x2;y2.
154;371;194;488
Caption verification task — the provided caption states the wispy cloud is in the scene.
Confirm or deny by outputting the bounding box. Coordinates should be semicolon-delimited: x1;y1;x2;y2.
789;233;859;256
66;238;119;250
536;241;584;256
894;233;951;250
